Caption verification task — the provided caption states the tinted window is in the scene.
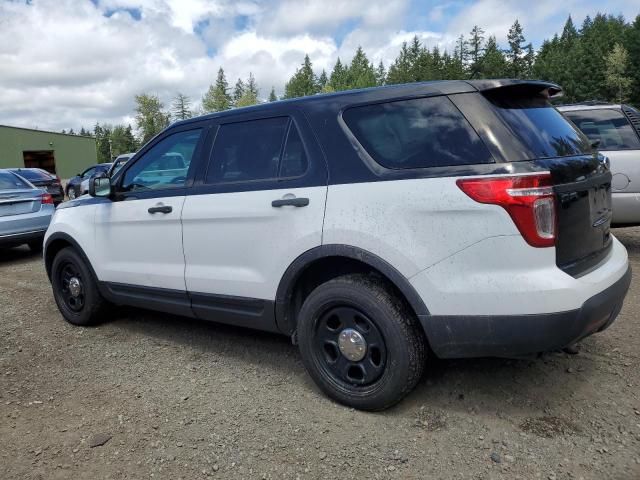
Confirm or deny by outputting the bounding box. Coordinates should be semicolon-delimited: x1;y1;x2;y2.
206;117;289;184
122;129;202;191
563;109;640;150
0;172;30;190
484;92;591;158
342;96;493;169
280;124;308;177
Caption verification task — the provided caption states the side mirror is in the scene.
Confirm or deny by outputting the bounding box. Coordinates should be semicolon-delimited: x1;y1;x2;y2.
89;177;112;198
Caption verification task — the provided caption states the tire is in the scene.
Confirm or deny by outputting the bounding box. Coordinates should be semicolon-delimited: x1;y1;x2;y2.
27;239;43;252
51;247;109;326
297;274;426;411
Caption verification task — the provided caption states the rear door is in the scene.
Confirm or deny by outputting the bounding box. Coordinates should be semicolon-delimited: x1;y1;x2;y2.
181;110;327;331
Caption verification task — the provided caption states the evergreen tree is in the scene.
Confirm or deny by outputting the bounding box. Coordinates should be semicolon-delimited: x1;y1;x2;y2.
68;128;75;135
202;68;232;112
94;123;113;163
171;93;192;120
468;25;485;78
235;73;259;107
268;87;278;102
455;34;468;66
318;70;328;90
387;41;413;84
375;61;386;86
246;72;259;98
347;46;377;89
468;26;485;65
284;55;319;98
507;19;526;77
477;36;509;78
134;93;169;144
329;58;349;91
523;43;535;78
232;78;245;106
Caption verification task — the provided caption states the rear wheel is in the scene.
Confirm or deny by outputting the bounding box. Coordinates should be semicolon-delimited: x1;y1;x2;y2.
51;247;109;326
297;274;426;411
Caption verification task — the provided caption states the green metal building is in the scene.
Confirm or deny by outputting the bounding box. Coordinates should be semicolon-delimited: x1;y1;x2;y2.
0;125;97;179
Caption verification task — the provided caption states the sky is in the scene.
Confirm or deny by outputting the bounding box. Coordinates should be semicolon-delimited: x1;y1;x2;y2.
0;0;639;133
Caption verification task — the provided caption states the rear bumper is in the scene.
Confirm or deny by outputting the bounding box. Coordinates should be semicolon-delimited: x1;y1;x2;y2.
0;205;54;246
612;192;640;225
421;266;631;358
0;229;47;246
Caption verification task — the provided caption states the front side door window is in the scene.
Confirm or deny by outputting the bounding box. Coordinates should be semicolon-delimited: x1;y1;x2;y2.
122;129;203;192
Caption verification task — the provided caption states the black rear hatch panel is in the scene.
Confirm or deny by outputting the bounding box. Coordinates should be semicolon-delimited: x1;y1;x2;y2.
536;155;612;277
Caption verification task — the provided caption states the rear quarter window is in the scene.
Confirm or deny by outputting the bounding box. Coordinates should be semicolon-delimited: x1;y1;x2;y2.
563;109;640;150
483;91;592;158
342;96;493;169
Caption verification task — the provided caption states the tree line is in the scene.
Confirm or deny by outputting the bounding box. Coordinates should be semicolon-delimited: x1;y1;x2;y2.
64;12;640;163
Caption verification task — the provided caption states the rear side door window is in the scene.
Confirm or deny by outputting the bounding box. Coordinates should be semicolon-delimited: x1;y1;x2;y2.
205;117;308;184
563;109;640;151
342;96;493;169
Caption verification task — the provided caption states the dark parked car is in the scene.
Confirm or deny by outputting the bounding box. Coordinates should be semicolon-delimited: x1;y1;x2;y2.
66;163;112;199
8;168;64;205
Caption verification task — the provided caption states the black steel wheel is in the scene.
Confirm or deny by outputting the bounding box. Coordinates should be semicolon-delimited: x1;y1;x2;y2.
58;260;85;312
297;274;426;411
315;306;387;386
51;247;109;326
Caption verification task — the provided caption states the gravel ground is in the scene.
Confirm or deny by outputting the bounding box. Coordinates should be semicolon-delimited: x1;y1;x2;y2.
1;230;640;480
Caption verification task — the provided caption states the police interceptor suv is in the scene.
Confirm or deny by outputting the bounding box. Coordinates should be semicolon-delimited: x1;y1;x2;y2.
44;80;631;411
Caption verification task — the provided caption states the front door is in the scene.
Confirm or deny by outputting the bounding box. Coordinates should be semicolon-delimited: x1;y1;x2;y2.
181;113;327;331
93;127;206;296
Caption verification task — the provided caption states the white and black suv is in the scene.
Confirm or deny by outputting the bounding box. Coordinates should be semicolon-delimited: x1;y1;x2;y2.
44;80;631;410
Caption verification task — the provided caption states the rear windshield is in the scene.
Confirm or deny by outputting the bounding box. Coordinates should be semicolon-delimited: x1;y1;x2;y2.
562;109;640;150
484;91;592;158
342;96;493;169
0;171;30;190
12;169;50;181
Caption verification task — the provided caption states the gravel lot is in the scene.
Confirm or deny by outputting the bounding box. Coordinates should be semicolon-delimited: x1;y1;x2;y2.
1;230;640;480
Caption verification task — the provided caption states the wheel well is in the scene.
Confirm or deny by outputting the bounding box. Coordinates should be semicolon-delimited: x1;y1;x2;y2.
281;255;419;335
44;238;72;279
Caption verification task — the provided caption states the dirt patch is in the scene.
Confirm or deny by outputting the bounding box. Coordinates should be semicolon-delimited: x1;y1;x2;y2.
519;416;581;438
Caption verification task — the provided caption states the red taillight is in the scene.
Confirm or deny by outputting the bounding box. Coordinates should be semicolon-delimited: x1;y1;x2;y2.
456;173;557;248
40;193;54;205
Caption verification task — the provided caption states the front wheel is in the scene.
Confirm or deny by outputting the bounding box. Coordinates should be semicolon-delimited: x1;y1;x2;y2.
51;247;109;326
297;274;426;411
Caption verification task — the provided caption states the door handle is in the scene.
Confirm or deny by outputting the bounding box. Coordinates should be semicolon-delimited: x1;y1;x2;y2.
271;197;309;208
148;205;172;214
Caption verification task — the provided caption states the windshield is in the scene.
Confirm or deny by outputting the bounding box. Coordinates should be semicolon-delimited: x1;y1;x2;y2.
484;91;592;159
0;171;31;190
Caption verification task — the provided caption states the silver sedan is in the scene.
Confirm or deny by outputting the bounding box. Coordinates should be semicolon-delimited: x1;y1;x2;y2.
0;169;55;252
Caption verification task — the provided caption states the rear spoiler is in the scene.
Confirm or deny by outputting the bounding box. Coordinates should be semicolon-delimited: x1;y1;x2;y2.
465;79;563;99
